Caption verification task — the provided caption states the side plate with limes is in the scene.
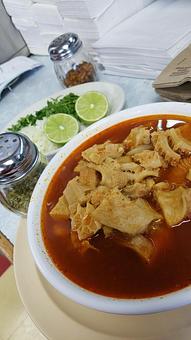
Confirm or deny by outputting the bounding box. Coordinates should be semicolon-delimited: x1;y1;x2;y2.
3;82;125;158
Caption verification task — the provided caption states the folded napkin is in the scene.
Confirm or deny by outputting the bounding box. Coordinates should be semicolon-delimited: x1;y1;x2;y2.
85;0;113;19
32;0;57;3
0;56;42;96
3;0;33;18
153;44;191;101
32;3;63;24
94;0;191;53
56;0;90;19
95;0;154;36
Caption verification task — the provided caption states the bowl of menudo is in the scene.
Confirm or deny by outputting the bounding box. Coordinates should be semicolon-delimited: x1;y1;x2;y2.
28;101;191;315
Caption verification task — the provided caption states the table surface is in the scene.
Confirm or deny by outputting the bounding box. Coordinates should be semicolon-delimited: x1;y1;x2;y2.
0;55;161;258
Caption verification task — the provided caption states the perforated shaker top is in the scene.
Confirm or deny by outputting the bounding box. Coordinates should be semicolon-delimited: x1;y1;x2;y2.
0;132;38;185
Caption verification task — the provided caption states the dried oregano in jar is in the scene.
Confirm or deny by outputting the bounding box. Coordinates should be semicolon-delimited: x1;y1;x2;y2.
0;132;47;215
5;160;46;214
48;33;98;88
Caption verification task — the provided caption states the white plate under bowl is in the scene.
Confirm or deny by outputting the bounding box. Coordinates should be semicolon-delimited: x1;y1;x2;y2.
14;219;191;340
28;101;191;316
3;81;125;158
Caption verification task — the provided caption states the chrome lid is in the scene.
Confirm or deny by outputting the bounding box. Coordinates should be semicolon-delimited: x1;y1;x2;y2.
0;132;38;185
48;32;82;61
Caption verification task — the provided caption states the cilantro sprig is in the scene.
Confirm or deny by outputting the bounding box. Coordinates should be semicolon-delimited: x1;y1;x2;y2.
9;93;79;132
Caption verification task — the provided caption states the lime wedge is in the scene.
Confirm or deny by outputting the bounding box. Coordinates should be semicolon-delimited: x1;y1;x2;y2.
75;91;109;124
44;114;79;144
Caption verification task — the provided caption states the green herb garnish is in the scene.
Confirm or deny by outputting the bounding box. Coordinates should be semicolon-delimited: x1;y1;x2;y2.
9;93;79;132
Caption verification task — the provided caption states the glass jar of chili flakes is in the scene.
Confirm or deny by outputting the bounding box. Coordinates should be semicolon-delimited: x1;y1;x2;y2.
48;33;98;88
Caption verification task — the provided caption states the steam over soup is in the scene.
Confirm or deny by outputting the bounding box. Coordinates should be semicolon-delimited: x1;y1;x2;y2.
42;115;191;298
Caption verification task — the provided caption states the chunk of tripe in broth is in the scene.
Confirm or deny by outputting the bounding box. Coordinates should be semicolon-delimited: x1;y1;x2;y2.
155;186;191;226
50;195;70;219
113;234;154;263
92;189;162;236
128;235;154;263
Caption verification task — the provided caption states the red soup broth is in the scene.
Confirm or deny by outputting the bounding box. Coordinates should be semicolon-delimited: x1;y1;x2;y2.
42;114;191;299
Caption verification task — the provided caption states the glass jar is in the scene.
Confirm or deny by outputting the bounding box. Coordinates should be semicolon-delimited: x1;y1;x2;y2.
48;32;98;88
0;132;47;216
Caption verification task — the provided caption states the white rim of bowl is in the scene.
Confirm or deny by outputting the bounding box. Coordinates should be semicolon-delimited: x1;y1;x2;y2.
27;101;191;315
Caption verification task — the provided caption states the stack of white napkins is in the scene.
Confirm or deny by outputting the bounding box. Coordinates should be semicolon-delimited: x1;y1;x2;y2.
54;0;111;50
94;0;191;79
31;3;64;53
3;0;33;19
12;17;44;55
3;0;112;55
95;0;154;37
4;0;191;80
56;0;113;19
56;0;90;19
3;0;43;54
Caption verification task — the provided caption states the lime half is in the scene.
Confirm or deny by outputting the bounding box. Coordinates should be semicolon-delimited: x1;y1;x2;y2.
75;91;109;124
44;113;79;144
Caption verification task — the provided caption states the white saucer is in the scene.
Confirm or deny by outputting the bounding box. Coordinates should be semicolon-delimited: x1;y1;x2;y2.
14;219;191;340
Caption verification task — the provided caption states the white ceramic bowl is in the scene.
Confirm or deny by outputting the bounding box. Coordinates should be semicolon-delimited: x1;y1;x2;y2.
28;101;191;315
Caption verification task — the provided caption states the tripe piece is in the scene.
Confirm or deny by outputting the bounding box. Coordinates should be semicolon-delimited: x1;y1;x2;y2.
50;194;70;219
82;141;124;164
167;128;191;155
123;126;151;150
127;235;154;263
154;186;191;226
93;189;162;236
64;177;91;214
123;179;155;199
71;202;101;240
152;130;180;166
132;150;163;169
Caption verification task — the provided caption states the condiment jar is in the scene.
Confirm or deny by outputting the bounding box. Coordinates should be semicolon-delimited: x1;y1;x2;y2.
0;132;47;216
48;32;98;88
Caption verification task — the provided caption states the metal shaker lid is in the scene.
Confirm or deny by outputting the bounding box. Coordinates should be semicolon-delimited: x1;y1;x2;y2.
0;132;38;185
48;32;82;61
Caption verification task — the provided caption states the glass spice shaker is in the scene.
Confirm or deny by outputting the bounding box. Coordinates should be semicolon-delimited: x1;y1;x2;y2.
0;132;47;216
48;32;98;88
